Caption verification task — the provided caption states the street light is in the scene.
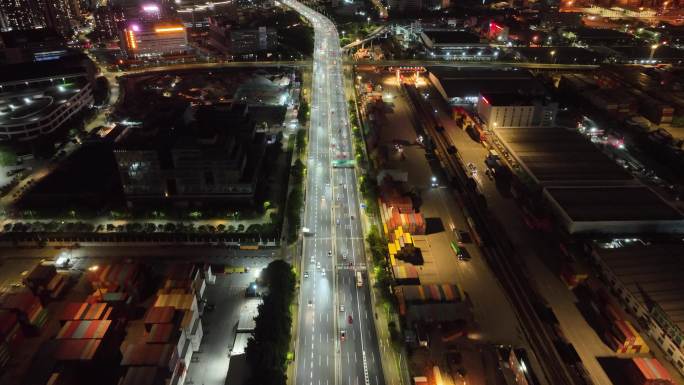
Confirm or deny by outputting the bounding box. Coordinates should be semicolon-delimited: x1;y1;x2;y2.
650;44;659;59
550;50;556;63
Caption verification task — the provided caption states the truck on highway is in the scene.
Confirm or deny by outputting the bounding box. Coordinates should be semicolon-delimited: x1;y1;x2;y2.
356;271;363;287
484;153;511;180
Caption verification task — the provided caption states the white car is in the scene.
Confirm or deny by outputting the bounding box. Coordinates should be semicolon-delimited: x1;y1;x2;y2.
304;271;309;278
339;305;345;312
321;270;326;277
317;261;321;269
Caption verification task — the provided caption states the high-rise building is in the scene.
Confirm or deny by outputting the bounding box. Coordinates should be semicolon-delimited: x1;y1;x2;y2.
0;0;46;31
39;0;73;37
94;5;125;40
0;0;73;36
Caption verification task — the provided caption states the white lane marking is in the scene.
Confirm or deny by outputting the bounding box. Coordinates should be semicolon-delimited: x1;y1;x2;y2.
347;351;350;364
355;351;357;363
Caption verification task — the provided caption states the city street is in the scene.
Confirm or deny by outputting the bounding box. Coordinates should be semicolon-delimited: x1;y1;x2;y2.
283;1;386;385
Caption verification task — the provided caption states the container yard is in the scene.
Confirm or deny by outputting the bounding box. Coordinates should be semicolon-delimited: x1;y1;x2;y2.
574;279;650;355
589;241;684;380
0;259;222;385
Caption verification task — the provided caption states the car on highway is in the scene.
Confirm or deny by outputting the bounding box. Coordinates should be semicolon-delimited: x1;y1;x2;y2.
328;250;332;256
304;271;309;278
457;247;471;261
308;299;313;307
321;270;326;277
317;261;321;269
339;305;344;312
348;315;353;324
456;230;472;244
340;330;346;341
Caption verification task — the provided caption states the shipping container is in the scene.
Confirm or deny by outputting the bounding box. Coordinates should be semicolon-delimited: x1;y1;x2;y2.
626;357;674;385
56;339;102;361
57;320;112;339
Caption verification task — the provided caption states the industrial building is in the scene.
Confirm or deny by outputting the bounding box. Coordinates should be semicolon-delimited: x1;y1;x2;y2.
428;67;546;105
113;104;267;206
494;127;684;234
208;16;277;58
589;241;684;378
120;21;188;59
476;92;558;128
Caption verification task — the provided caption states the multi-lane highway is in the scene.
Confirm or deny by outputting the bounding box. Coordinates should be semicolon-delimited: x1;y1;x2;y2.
286;2;386;385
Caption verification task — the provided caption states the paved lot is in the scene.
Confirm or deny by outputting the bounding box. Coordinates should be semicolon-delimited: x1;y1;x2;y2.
360;71;540;380
422;82;616;385
185;273;262;385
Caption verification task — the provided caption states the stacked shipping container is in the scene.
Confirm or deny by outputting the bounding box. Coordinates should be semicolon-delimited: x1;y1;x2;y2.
0;291;49;333
581;280;650;354
625;357;675;385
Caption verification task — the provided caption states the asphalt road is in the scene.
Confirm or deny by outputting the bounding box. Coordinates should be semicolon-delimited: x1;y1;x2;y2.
285;2;385;385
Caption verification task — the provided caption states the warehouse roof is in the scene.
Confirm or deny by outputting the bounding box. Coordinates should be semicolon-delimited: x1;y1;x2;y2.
545;186;684;234
495;127;634;185
421;30;481;45
481;92;545;106
428;67;545;100
545;186;683;222
592;242;684;333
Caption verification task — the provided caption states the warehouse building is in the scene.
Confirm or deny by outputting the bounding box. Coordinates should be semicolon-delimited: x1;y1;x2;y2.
428;67;546;105
494;126;684;234
476;92;558;128
589;241;684;378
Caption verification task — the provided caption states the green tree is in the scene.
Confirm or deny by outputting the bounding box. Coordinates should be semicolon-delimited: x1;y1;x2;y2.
0;145;17;166
246;261;296;385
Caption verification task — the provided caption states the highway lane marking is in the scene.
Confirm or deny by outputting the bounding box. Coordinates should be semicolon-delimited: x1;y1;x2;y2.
347;352;350;364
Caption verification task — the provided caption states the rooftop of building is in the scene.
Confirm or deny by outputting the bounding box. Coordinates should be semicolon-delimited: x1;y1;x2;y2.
428;67;545;98
0;29;65;49
113;104;258;167
0;57;89;85
591;241;684;332
495;126;634;186
612;45;684;61
0;78;90;128
480;92;549;106
566;27;635;40
545;186;684;222
421;29;481;45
